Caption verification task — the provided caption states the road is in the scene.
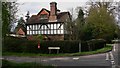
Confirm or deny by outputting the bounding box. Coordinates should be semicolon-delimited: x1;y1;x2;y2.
3;53;112;68
112;42;120;68
2;42;120;68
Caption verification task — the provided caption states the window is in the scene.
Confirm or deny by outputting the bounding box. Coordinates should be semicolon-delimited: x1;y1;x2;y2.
54;24;57;29
27;31;29;35
48;30;50;34
61;25;64;30
27;26;29;30
51;24;53;29
40;14;48;19
57;24;60;29
30;31;32;35
61;30;64;34
58;30;60;34
33;25;34;30
54;30;56;34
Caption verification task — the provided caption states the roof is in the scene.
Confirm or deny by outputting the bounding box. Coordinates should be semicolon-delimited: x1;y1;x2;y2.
26;9;71;24
57;12;71;19
37;8;50;15
15;24;26;34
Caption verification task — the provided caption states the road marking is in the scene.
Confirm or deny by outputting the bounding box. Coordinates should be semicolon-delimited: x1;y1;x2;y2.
113;44;116;52
0;58;3;59
41;60;48;62
106;53;109;60
50;57;70;61
73;57;79;60
110;52;114;61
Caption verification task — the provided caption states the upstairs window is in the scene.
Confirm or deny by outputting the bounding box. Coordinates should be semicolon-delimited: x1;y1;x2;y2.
40;14;48;19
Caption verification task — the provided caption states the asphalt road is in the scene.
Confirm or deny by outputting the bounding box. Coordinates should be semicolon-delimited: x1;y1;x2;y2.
112;42;120;68
3;53;112;68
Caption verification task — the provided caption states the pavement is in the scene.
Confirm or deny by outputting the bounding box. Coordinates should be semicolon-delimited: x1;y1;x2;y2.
2;42;120;68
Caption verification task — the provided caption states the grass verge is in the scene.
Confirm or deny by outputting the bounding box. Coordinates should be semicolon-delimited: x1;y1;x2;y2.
2;59;54;68
2;44;112;57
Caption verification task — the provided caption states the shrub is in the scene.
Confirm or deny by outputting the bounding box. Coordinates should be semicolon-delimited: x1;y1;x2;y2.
3;37;106;54
3;37;79;53
87;39;106;51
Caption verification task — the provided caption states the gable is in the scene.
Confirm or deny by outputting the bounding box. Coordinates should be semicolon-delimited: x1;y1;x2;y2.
37;8;50;16
17;28;25;35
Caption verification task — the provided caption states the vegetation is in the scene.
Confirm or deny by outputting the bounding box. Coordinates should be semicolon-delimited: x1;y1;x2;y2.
81;2;118;42
2;1;18;35
75;7;85;40
3;37;106;54
2;60;54;68
2;2;11;37
3;44;112;57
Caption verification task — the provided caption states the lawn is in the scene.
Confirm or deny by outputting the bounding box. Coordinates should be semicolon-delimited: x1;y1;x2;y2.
2;44;112;57
2;59;54;68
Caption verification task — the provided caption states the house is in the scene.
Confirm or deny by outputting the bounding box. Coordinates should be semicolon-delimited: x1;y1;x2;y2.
15;24;26;35
26;2;71;40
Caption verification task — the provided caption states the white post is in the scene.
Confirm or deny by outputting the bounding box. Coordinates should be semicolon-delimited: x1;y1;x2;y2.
79;42;81;52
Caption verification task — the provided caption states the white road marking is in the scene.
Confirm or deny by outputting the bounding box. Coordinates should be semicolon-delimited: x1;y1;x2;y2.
110;52;114;61
73;57;79;60
50;57;70;61
0;58;4;60
111;60;115;65
41;60;48;62
113;44;116;52
106;53;109;60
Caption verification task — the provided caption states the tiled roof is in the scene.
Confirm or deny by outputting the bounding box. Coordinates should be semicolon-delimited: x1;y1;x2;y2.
26;10;71;24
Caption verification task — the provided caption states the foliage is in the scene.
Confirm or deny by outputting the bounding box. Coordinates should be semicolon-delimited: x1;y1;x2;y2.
3;37;106;54
82;5;117;41
74;8;85;40
16;17;25;28
2;1;18;37
2;2;10;37
3;37;80;53
3;44;112;57
37;34;43;41
87;39;106;51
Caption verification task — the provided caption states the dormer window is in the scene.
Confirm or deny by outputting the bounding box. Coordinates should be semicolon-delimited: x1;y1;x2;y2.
40;14;48;19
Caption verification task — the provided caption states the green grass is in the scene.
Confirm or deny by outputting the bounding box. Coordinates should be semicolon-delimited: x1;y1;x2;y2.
3;44;112;57
2;59;54;68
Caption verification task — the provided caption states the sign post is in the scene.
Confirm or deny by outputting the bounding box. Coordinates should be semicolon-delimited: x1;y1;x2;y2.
79;42;81;52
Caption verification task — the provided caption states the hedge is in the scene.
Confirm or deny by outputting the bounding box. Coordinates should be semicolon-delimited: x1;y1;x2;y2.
3;37;79;53
87;39;106;51
3;37;106;54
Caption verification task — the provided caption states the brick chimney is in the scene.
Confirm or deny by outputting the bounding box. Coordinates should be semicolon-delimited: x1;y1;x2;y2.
49;2;57;22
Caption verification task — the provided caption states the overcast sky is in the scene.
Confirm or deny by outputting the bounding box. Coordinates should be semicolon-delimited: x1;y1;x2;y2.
17;1;89;19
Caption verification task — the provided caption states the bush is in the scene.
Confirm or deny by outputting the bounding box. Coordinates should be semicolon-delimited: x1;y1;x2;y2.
87;39;106;51
3;37;106;54
3;37;79;53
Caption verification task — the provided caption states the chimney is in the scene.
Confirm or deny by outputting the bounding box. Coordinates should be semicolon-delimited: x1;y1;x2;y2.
49;2;57;22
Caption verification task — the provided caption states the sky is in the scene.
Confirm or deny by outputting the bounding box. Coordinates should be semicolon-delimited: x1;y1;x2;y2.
17;0;89;20
10;0;120;31
16;0;120;19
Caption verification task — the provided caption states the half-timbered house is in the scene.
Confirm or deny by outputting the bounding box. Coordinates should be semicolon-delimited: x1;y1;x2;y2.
26;2;71;40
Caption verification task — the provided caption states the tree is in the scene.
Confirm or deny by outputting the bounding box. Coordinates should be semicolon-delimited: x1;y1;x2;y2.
2;1;18;37
2;2;10;37
17;17;25;27
75;7;85;40
82;3;117;41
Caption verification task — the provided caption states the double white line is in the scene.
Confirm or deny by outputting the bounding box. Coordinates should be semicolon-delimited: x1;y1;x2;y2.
106;52;115;65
